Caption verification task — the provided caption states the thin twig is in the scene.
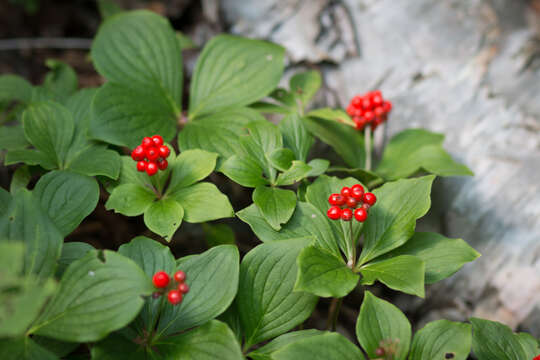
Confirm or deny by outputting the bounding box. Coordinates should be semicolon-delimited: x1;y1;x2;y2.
364;125;372;171
0;37;92;51
326;297;343;331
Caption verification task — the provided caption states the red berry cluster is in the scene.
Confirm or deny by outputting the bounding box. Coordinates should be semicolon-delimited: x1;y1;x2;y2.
152;270;190;305
131;135;171;176
346;90;392;131
327;184;377;222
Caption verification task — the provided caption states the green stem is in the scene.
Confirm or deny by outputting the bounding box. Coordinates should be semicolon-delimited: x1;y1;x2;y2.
364;125;372;171
326;297;343;331
349;219;356;268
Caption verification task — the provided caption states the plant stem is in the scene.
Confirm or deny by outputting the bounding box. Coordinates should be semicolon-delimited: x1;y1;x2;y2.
349;219;356;268
326;297;343;331
364;125;372;171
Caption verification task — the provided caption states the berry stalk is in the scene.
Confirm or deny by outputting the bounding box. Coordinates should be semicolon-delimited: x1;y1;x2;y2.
365;124;372;171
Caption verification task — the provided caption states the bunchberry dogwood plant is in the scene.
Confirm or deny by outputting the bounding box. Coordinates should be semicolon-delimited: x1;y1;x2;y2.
0;6;538;360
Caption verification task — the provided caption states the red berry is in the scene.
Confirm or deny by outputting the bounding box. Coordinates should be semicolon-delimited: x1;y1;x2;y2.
363;192;377;206
137;161;147;172
328;193;345;206
146;147;159;161
383;100;392;113
373;90;382;98
354;117;366;130
142;137;153;149
178;283;190;294
146;162;158;176
354;208;368;222
158;145;170;158
346;105;355;116
362;203;371;211
131;145;145;161
327;206;342;220
167;290;183;305
351;96;362;108
152;135;163;147
152;271;170;288
341;208;353;221
364;111;374;123
341;187;351;197
351;184;365;200
174;270;186;283
362;98;372;110
375;347;385;356
374;106;384;118
157;158;168;170
372;95;383;107
346;196;358;208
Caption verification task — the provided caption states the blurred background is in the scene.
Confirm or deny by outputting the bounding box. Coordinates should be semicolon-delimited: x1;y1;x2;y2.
1;0;539;338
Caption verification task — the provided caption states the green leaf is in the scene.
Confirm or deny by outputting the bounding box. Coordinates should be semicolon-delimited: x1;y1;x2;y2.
279;113;314;162
169;182;234;223
356;291;411;360
0;189;63;278
31;250;154;342
10;165;31;193
268;148;295;171
327;166;384;189
157;245;240;336
359;176;435;265
143;198;184;241
220;155;268;187
91;10;182;147
22;101;74;168
56;242;94;278
237;238;317;348
248;330;326;360
304;114;364;168
0;187;11;215
202;223;236;247
408;320;472;360
470;318;527;360
176;31;196;50
178;107;266;162
272;332;366;360
376;129;473;180
0;243;57;338
105;183;156;216
189;35;284;118
269;88;297;109
306;158;329;177
289;70;321;106
0;338;58;360
43;59;78;101
383;232;480;284
91;333;146;360
97;0;123;19
0;75;32;103
250;101;290;114
237;202;337;254
118;236;175;334
66;144;121;179
154;320;243;360
166;149;217;195
359;255;425;297
4;148;57;169
32;336;79;358
34;170;99;236
295;245;358;298
275;160;312;186
516;332;540;358
307;107;355;126
253;186;296;231
0;125;30;150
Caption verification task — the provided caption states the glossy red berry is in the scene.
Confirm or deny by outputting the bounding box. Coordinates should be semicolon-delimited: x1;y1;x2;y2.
328;193;345;206
152;271;170;288
363;192;377;206
327;206;342;220
167;290;183;305
131;145;145;161
178;283;190;294
351;184;365;200
158;145;170;158
142;137;153;149
364;111;375;123
174;270;186;283
372;95;383;107
137;161;147;172
340;187;351;197
362;203;371;211
346;105;355;116
152;135;164;147
375;347;385;356
341;208;353;221
353;108;363;117
362;98;372;110
146;147;159;161
146;162;158;176
354;208;368;222
383;100;392;113
346;196;357;208
352;96;362;107
374;106;384;118
157;158;168;170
